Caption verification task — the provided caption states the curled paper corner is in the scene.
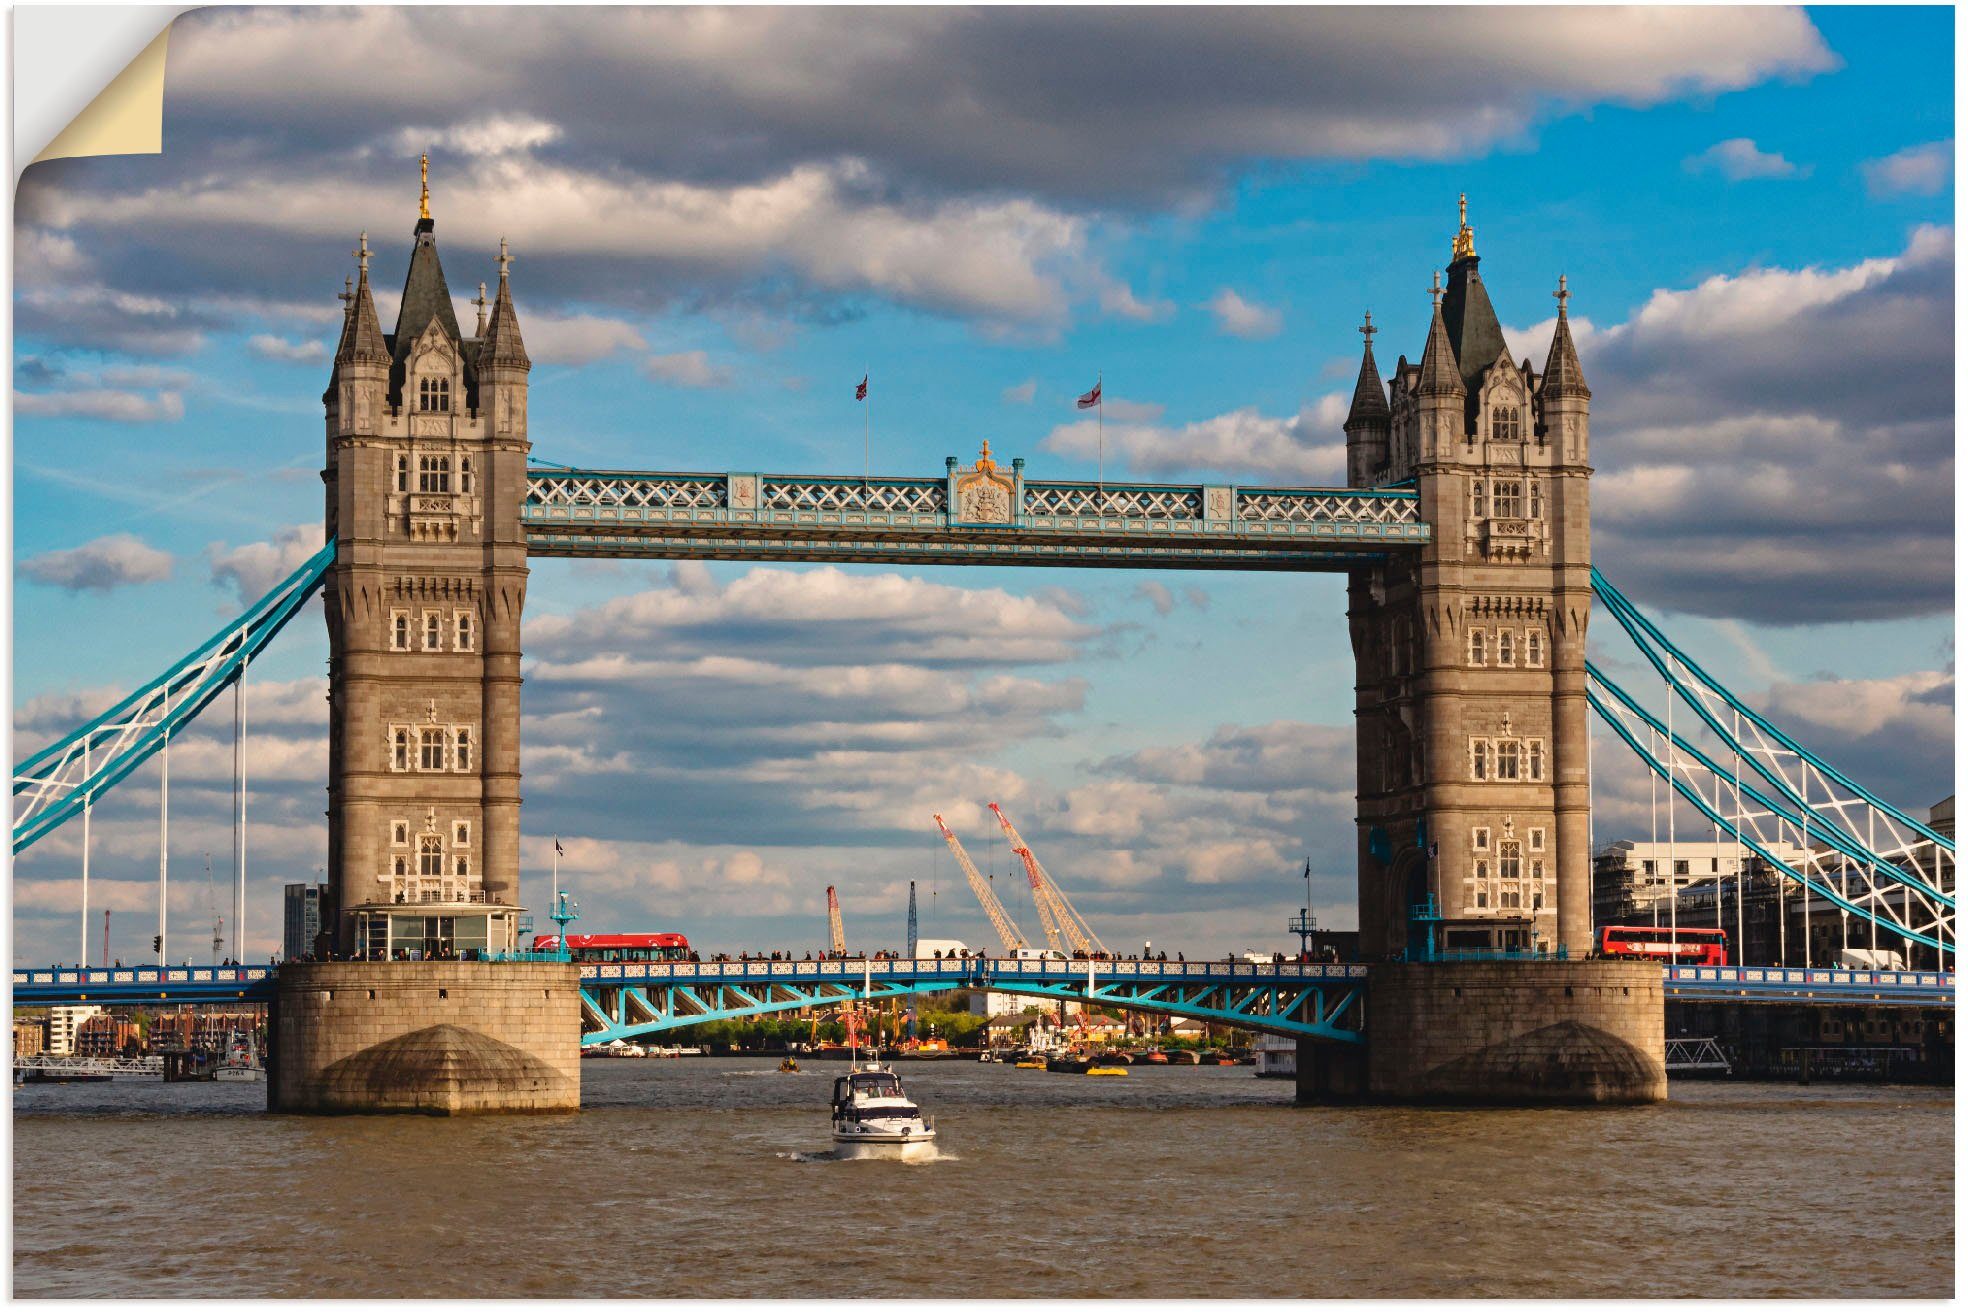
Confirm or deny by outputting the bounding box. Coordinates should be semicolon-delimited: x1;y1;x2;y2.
28;15;176;169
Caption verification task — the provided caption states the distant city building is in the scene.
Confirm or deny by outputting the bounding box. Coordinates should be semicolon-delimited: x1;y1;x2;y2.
283;883;332;961
15;1018;47;1059
75;1015;143;1058
44;1005;101;1056
1593;839;1808;925
148;1009;266;1051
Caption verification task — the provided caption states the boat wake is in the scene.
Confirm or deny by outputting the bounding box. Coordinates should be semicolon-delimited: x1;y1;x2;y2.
776;1148;960;1165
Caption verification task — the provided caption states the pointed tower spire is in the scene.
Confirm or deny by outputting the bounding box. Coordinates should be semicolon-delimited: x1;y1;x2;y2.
474;282;489;338
1346;311;1389;425
1541;274;1590;400
479;237;530;370
1417;272;1463;397
339;232;388;366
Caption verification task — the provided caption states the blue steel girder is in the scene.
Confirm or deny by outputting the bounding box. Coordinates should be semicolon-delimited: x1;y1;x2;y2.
522;467;1426;572
582;978;933;1047
978;977;1363;1043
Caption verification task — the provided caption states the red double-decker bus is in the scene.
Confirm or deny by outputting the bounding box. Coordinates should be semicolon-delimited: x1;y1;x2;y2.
531;932;691;962
1598;925;1729;967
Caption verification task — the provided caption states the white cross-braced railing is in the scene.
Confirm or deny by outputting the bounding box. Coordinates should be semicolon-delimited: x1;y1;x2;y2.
11;542;334;853
763;479;946;514
1023;484;1202;518
1588;568;1952;964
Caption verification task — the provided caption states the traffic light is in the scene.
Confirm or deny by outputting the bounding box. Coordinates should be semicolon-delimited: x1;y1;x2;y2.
152;935;163;955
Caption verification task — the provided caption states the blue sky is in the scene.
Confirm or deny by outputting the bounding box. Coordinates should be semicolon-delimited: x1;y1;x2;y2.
12;6;1954;963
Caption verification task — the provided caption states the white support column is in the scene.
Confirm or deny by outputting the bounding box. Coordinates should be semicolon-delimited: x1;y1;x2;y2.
81;741;91;968
159;688;170;965
233;655;247;963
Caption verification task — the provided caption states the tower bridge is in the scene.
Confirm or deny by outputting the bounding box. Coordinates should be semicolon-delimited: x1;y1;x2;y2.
12;184;1952;1111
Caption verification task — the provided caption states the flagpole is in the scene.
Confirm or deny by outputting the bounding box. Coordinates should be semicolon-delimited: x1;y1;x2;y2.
551;834;559;943
864;365;871;482
1096;370;1104;511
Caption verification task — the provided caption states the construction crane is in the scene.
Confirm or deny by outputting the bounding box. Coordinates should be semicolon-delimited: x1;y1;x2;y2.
825;885;847;958
989;802;1108;956
933;814;1030;956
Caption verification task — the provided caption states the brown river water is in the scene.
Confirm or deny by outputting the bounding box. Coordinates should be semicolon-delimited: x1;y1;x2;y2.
12;1060;1953;1298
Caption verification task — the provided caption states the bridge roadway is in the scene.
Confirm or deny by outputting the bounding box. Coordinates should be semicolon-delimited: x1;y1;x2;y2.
12;959;1953;1040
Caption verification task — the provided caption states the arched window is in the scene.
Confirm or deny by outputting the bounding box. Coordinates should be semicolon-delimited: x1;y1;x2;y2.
418;376;451;413
1470;740;1490;781
423;612;443;651
455;727;472;772
1529;480;1544;519
393;855;409;882
455;611;474;652
419;836;444;879
1497;739;1521;781
419;727;445;771
1469;480;1488;519
417;455;451;493
392;729;410;772
1493;406;1521;442
454;855;470;882
1498;840;1522;882
1497;630;1515;666
1468;629;1486;666
395;454;410;493
1528;739;1545;782
460;457;473;495
1491;480;1524;518
1525;630;1544;667
391;612;410;651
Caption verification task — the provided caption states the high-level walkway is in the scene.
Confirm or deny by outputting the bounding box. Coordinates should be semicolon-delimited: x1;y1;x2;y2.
14;958;1950;1045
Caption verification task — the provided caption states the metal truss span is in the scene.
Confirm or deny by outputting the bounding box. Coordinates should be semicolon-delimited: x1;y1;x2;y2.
12;542;335;853
1588;569;1954;961
522;466;1426;570
575;957;1371;1047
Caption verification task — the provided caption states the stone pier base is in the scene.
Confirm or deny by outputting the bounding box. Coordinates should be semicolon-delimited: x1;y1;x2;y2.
269;961;580;1114
1298;959;1666;1105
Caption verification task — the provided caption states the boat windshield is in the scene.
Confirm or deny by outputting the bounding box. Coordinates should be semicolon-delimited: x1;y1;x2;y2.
845;1102;920;1120
848;1073;902;1096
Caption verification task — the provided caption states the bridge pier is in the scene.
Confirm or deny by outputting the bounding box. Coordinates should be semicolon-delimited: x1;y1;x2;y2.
269;961;579;1114
1298;960;1665;1105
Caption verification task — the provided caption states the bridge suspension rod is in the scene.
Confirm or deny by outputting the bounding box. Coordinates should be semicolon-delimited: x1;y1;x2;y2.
12;541;334;853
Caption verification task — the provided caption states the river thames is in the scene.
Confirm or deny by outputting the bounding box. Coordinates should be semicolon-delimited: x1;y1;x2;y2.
13;1061;1952;1298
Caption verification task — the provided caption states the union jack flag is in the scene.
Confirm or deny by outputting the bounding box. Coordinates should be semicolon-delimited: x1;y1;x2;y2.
855;376;868;401
1076;381;1102;409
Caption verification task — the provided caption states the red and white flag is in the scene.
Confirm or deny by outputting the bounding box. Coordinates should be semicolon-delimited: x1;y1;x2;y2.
855;376;868;401
1076;381;1102;409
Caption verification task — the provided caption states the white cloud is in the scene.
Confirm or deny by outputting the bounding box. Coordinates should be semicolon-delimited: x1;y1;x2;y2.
524;312;648;366
1001;379;1037;405
208;522;323;604
14;387;185;422
19;533;174;592
640;349;731;389
1684;137;1805;181
1206;288;1284;339
1863;140;1952;197
387;114;563;159
1041;398;1347;483
247;333;329;363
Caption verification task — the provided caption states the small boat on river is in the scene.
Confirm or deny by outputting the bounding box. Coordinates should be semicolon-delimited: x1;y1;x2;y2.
830;1064;937;1160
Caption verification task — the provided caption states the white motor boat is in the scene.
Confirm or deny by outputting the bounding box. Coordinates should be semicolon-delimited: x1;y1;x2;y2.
830;1063;937;1160
215;1032;265;1082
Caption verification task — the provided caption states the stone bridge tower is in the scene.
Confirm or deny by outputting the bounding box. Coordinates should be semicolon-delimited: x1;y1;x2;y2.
1346;199;1593;960
321;163;532;956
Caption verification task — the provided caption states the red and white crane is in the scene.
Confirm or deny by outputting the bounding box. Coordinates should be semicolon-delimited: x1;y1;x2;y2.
988;802;1107;957
825;884;847;958
933;813;1029;955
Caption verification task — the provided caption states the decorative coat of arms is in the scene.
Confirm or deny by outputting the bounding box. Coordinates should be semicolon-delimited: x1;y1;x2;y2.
954;441;1015;523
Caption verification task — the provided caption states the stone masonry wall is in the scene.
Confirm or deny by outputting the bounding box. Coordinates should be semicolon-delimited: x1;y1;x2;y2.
1364;960;1665;1104
270;961;579;1114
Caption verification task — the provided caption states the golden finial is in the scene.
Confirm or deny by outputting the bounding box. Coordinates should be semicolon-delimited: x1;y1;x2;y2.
975;439;997;473
419;152;431;221
1452;192;1475;261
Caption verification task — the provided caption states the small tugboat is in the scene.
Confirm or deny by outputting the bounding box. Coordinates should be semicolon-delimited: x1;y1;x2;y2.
214;1031;265;1083
830;1064;937;1160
